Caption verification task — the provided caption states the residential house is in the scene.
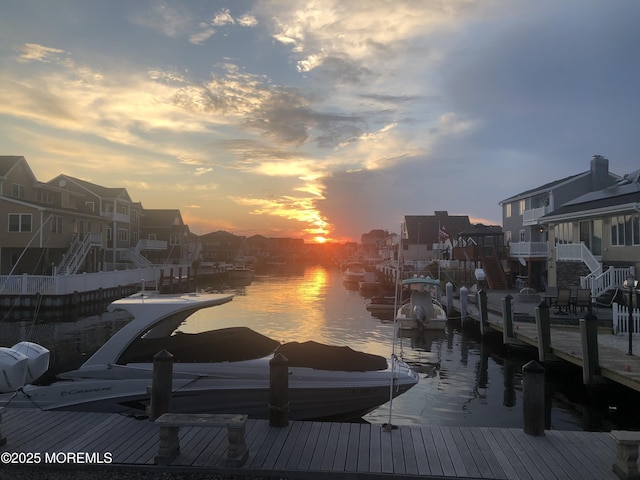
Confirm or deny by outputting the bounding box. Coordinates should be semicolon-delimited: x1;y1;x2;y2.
200;231;247;265
0;156;107;275
246;235;305;265
539;168;640;298
499;155;619;290
47;173;143;268
452;224;508;289
139;209;191;265
360;229;390;261
402;211;471;266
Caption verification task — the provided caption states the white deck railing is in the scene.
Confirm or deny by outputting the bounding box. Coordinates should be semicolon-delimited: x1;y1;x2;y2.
556;242;601;273
582;266;632;299
0;268;163;296
509;242;548;258
613;302;640;334
522;206;550;226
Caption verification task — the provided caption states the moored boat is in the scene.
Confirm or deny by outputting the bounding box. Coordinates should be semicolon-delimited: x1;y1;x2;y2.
0;291;419;421
396;276;447;331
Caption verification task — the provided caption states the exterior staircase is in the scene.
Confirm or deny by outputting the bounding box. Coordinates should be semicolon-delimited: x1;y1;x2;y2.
480;248;509;290
556;243;631;299
56;233;102;275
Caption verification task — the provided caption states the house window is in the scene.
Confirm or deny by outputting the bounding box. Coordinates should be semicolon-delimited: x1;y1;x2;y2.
132;231;138;243
118;228;129;241
170;233;181;245
611;214;640;246
519;200;526;215
8;213;32;233
36;190;52;203
519;230;526;242
505;231;512;243
106;227;112;241
85;201;95;213
505;204;512;218
148;234;157;241
554;222;573;244
51;215;63;234
12;184;25;199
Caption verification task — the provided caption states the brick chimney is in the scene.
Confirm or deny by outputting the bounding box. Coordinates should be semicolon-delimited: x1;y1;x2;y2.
590;155;609;190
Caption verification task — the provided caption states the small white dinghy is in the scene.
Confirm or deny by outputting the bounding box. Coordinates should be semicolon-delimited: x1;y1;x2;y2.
0;342;50;393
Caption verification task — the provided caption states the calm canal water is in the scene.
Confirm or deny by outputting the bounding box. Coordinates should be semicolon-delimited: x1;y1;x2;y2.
2;264;639;431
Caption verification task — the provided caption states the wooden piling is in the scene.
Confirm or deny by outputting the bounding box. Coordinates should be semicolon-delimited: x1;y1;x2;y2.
478;289;488;336
446;282;454;317
535;301;551;363
503;294;514;343
151;350;174;421
269;353;289;427
460;286;468;320
580;311;600;386
523;360;545;436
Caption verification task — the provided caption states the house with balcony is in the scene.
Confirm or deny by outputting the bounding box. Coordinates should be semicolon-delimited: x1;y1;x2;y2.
0;156;108;276
539;169;640;299
402;212;471;270
47;173;143;269
200;231;247;265
499;155;619;290
139;209;193;266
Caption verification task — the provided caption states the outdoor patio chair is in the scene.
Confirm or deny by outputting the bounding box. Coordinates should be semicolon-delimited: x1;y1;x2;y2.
574;288;592;313
555;288;572;314
542;286;558;307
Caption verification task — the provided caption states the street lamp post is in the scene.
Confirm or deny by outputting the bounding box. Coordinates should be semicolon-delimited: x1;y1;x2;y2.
625;275;637;356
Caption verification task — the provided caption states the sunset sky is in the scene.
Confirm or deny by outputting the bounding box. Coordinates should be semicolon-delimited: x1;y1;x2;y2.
1;1;639;243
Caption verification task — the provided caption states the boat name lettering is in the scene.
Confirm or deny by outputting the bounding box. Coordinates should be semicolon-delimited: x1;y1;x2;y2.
60;387;113;397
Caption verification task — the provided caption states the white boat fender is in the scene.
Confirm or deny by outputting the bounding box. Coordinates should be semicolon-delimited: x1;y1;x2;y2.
0;347;29;393
12;342;50;383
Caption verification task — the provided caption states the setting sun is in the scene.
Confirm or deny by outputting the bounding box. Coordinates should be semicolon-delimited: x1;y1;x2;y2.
313;236;328;244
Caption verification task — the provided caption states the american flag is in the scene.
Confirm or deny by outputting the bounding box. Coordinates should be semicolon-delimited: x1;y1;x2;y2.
438;226;449;242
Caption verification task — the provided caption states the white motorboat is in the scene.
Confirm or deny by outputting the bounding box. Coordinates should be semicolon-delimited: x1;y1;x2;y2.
342;262;366;284
396;276;447;331
0;291;419;421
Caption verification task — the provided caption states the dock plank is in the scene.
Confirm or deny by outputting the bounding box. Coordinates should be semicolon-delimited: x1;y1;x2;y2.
477;427;517;480
440;425;469;478
419;424;444;477
273;421;303;471
368;423;382;473
355;423;370;473
294;420;322;471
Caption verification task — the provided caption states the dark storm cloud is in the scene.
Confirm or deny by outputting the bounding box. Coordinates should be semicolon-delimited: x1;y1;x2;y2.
439;1;640;164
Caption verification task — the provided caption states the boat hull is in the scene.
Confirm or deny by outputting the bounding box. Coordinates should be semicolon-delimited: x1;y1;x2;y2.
0;360;419;421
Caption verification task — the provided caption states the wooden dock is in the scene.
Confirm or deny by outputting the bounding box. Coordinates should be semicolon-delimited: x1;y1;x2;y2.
453;293;640;394
0;408;621;479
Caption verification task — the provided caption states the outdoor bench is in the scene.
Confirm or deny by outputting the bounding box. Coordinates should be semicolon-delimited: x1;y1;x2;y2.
154;413;248;467
611;430;640;479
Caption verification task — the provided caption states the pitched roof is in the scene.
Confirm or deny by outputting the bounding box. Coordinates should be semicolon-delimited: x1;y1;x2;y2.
499;173;583;204
0;156;26;177
140;209;184;227
541;173;640;221
51;174;132;201
404;212;470;244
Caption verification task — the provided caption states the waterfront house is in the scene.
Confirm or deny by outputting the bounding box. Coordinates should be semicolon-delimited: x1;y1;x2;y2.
499;155;620;290
47;173;143;270
0;156;108;276
140;209;195;266
402;212;471;268
452;224;508;289
539;168;640;299
200;231;247;265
